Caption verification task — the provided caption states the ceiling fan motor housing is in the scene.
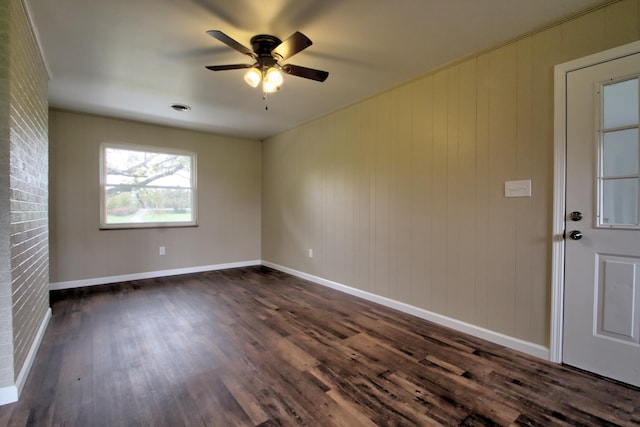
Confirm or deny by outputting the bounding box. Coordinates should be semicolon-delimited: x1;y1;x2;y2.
250;35;282;63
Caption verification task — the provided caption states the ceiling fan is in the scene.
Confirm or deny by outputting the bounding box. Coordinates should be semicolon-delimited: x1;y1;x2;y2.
205;30;329;95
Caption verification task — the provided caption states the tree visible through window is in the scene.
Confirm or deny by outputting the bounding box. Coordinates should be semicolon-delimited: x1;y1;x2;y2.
100;144;197;228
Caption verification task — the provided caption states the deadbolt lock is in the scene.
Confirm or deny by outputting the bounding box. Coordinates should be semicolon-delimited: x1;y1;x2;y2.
569;211;583;221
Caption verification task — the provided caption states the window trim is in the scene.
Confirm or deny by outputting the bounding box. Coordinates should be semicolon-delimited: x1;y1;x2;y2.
596;77;640;229
99;142;198;230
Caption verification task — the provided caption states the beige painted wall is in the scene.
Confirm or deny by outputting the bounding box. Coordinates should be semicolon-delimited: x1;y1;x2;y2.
262;0;640;347
49;110;261;284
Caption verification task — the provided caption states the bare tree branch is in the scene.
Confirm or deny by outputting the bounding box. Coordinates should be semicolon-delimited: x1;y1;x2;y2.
106;155;187;196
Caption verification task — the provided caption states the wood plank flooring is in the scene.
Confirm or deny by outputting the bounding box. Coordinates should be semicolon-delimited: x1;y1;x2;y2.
1;266;638;426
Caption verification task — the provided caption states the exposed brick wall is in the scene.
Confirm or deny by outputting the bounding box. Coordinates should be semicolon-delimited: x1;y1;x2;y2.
0;0;12;389
0;0;49;389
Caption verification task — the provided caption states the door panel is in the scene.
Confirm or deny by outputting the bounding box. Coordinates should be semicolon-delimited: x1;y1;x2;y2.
597;255;640;342
564;53;640;387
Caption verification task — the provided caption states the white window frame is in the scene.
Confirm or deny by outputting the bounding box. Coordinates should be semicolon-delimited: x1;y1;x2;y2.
596;76;640;229
99;143;198;229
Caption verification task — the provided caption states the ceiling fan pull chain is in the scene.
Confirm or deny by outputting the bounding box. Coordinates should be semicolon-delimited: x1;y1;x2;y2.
263;92;269;110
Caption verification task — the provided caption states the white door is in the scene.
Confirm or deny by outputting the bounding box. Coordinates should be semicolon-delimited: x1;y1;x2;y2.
564;52;640;387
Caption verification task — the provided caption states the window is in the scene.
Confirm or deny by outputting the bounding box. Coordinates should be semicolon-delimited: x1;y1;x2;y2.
597;77;640;228
100;144;197;229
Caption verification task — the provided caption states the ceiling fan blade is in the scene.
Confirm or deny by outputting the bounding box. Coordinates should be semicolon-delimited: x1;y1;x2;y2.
206;30;256;58
272;31;312;61
205;64;253;71
282;64;329;82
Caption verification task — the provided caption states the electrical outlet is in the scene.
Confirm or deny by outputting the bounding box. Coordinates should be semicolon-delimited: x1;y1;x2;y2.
308;249;313;258
159;246;166;256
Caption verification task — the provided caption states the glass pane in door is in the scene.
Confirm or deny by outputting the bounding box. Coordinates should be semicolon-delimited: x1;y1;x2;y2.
599;77;640;228
603;79;638;128
601;178;639;225
602;129;639;176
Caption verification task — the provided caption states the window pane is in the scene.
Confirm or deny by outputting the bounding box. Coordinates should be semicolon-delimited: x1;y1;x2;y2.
602;128;639;176
603;79;638;129
105;187;193;224
102;144;196;228
105;148;191;187
601;178;638;225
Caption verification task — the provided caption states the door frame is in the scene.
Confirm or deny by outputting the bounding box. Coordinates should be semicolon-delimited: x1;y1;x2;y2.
551;39;640;363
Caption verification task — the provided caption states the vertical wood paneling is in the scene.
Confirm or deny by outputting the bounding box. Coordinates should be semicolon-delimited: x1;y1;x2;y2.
562;8;607;61
410;75;434;309
297;127;309;269
354;100;374;292
474;54;490;329
261;0;640;348
446;65;461;318
342;110;353;284
309;119;323;276
284;128;300;269
457;58;478;325
373;93;392;297
530;25;564;345
386;90;399;300
366;100;378;294
605;0;640;48
515;38;534;340
344;107;357;287
487;44;518;336
321;115;333;277
431;70;449;310
299;127;312;273
396;84;413;303
332;112;347;283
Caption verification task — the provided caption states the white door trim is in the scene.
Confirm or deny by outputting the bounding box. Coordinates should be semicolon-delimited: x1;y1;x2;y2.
551;39;640;363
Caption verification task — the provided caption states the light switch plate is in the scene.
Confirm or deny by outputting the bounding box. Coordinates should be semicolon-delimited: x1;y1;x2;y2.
505;180;531;198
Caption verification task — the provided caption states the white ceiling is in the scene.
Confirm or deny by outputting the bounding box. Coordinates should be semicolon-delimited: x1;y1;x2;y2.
26;0;609;140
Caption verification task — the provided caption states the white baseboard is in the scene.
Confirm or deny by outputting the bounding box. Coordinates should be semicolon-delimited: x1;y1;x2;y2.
262;261;550;361
0;307;51;406
49;260;262;290
16;308;51;395
0;386;18;406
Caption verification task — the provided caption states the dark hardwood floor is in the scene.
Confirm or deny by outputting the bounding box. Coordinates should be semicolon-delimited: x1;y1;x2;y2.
1;266;638;426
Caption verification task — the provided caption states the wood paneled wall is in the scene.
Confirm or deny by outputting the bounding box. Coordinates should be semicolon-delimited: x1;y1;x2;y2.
262;0;640;347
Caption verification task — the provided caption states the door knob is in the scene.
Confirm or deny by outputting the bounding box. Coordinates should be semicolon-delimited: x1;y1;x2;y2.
568;230;583;240
569;211;583;221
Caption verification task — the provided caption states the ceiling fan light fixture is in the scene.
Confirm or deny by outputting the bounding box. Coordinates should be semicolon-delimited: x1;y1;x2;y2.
262;81;279;93
206;30;328;102
262;67;283;93
265;67;283;86
244;67;262;88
